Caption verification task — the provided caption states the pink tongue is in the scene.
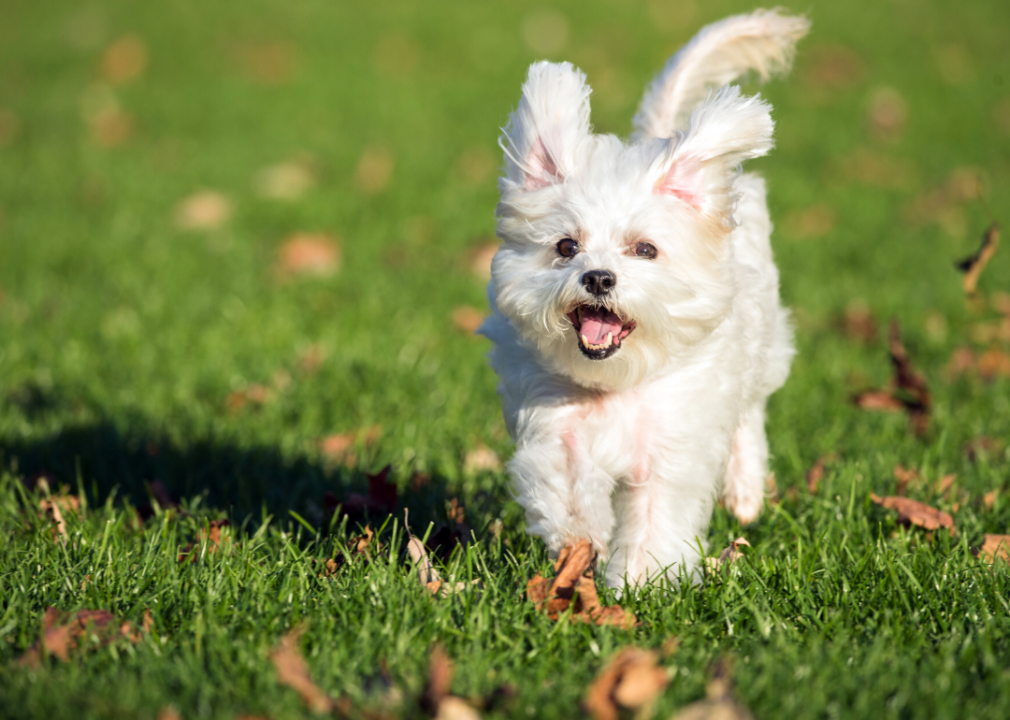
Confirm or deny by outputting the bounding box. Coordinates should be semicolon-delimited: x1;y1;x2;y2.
579;307;624;344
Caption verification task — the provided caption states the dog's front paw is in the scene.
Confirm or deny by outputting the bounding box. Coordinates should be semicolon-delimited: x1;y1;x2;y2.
722;481;765;525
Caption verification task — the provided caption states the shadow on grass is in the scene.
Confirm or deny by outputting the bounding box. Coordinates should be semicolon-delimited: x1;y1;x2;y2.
0;418;497;546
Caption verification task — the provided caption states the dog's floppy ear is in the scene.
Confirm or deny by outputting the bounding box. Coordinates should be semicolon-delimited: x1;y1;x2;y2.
652;85;773;218
500;61;592;191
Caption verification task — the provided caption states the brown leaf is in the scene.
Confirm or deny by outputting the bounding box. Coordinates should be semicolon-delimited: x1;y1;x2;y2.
706;538;751;575
373;32;420;77
101;35;147;85
946;347;976;379
806;453;839;493
254;157;317;200
852;390;905;412
357;146;394;194
977;534;1010;563
526;540;638;628
451;306;485;334
39;492;80;539
978;347;1010;381
319;425;382;467
456;146;495;185
526;575;551;610
867;87;907;141
421;645;453;715
838;300;878;343
870;494;955;536
964;436;1004;462
468;242;498;281
175;190;231;230
782;203;835;240
178;519;231;563
277;233;341;278
801;44;866;92
156;707;181;720
836;147;914;190
935;473;957;498
0;108;18;146
270;628;335;714
463;445;500;474
673;659;754;720
435;695;482;720
584;648;668;720
957;223;1000;295
89;107;133;147
299;344;326;374
18;607;140;666
893;465;920;496
235;41;298;85
143;608;154;634
983;490;998;510
854;321;931;436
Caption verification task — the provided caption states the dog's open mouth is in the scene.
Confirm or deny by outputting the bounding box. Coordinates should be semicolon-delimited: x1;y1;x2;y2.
567;305;636;360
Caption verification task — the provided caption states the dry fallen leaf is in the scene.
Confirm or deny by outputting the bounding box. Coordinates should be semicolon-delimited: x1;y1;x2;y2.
451;306;485;334
526;539;637;629
101;35;147;85
957;223;1000;296
39;491;80;539
867;86;907;141
270;627;335;714
235;41;298;85
806;453;839;493
319;425;382;465
277;233;341;278
672;662;755;720
893;465;920;496
782;203;835;240
870;494;956;536
89;107;133;147
801;44;866;93
420;645;481;719
584;647;669;720
463;445;500;474
468;242;498;281
0;108;18;146
254;158;317;200
853;320;931;436
705;537;751;576
977;347;1010;381
178;519;231;563
18;607;141;667
156;707;181;720
175;190;231;231
977;534;1010;563
357;146;394;194
964;437;1004;462
838;300;878;343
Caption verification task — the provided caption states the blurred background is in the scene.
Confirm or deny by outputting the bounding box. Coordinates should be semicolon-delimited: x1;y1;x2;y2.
0;0;1008;518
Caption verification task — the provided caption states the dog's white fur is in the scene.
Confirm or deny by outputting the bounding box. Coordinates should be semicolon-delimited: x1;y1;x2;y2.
480;10;808;588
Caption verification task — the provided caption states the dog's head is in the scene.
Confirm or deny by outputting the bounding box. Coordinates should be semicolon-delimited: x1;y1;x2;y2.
489;61;774;390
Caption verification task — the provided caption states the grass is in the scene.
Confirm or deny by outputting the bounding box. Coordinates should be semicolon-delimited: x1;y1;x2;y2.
1;0;1010;717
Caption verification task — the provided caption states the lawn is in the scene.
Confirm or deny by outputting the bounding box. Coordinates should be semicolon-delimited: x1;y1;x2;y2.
2;0;1010;717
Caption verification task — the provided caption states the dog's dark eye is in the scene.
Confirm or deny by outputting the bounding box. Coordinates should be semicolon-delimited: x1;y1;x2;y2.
556;238;579;258
634;242;658;259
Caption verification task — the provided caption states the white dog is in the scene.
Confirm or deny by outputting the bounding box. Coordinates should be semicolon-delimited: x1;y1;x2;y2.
479;10;809;588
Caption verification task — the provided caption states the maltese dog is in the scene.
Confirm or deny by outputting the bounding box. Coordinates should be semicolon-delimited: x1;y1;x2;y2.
479;10;809;588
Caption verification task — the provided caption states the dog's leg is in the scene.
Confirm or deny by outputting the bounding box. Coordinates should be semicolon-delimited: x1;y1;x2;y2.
721;402;769;524
606;476;713;589
507;431;617;558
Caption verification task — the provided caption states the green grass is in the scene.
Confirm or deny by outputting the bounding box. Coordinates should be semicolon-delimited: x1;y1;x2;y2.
2;0;1010;717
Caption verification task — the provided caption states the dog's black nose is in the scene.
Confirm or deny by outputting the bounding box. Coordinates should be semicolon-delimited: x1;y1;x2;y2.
582;269;616;296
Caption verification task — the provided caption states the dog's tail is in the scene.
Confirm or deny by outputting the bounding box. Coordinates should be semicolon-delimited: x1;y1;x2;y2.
631;8;809;141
